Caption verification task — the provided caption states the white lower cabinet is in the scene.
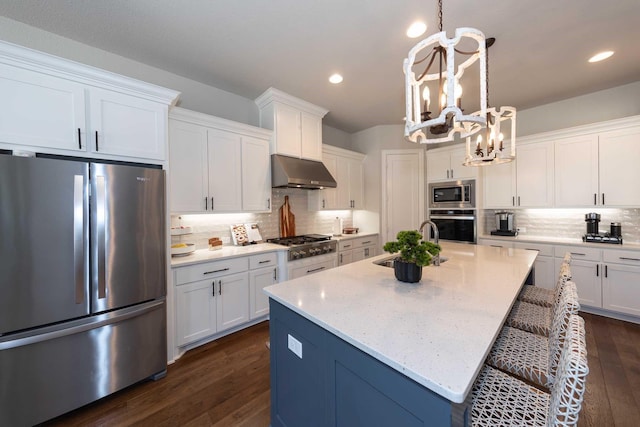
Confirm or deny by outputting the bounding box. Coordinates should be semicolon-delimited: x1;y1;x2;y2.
249;252;278;319
338;235;379;266
176;278;218;346
555;246;603;308
602;250;640;316
216;272;250;331
513;242;554;290
289;256;337;279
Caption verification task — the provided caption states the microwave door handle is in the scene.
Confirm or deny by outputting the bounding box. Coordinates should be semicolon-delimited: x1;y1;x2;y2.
96;175;107;299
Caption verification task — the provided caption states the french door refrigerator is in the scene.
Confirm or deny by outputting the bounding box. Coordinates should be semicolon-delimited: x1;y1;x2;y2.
0;153;167;426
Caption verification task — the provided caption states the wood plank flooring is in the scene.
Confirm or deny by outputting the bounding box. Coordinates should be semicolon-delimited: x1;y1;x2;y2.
41;313;640;427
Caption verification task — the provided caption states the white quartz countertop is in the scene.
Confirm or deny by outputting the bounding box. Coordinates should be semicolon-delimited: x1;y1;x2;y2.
478;234;640;251
171;243;287;267
263;242;537;403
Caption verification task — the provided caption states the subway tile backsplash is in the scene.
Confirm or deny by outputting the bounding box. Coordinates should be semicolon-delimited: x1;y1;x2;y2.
171;189;353;249
482;208;640;243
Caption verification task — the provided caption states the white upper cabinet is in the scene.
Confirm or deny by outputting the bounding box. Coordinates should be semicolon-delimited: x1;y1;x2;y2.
255;87;328;161
554;134;599;207
88;87;168;160
426;146;477;182
515;141;554;208
599;126;640;207
483;160;517;209
309;145;365;210
241;135;272;212
483;141;554;209
169;108;272;214
0;41;179;162
0;63;86;151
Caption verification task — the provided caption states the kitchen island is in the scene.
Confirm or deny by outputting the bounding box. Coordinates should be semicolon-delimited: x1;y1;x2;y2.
264;242;537;427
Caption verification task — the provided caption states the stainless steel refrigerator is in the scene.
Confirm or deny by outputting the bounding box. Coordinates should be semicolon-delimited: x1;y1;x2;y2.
0;154;167;426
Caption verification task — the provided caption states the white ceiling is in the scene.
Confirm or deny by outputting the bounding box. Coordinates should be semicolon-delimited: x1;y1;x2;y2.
1;0;639;133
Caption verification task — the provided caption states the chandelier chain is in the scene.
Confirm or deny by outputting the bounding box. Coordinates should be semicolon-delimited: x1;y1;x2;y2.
438;0;443;32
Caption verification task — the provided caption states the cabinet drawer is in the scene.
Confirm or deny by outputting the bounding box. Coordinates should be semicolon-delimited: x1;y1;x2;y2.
175;257;248;285
249;252;278;270
354;236;378;248
339;240;355;251
513;242;553;257
554;245;601;262
603;249;640;265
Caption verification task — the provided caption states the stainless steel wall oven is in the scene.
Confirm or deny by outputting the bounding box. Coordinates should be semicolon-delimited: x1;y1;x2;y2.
429;209;477;244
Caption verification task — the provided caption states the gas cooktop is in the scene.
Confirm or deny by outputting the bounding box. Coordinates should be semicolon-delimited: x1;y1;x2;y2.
267;234;336;261
582;233;623;244
267;234;332;246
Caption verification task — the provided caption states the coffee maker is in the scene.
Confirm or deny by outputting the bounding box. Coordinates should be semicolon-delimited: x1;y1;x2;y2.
582;212;623;244
491;211;517;236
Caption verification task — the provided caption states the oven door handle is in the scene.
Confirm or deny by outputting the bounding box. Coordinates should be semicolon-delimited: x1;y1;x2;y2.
429;215;476;220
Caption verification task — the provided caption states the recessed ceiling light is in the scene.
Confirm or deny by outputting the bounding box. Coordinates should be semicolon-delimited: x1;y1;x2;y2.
588;51;614;63
406;22;427;38
329;73;343;84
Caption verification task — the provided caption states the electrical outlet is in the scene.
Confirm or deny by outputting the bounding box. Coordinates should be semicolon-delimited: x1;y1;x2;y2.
518;227;526;233
287;334;303;359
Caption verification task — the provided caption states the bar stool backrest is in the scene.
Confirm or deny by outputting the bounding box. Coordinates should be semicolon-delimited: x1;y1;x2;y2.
548;281;580;382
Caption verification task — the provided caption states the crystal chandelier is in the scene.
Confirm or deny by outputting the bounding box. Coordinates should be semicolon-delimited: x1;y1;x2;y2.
463;38;516;166
403;0;487;144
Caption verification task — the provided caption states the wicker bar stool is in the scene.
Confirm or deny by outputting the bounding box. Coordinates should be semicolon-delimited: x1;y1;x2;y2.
506;265;573;336
487;281;580;390
519;259;571;308
471;314;588;427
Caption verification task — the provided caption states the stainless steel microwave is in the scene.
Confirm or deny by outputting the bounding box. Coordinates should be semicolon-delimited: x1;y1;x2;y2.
429;180;475;209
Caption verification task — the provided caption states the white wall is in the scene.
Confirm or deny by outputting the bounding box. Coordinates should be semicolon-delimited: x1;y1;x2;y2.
323;125;353;150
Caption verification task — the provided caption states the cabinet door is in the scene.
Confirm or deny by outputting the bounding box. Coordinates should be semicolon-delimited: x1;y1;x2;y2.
516;142;554;207
274;103;301;158
382;150;424;244
320;152;339;209
602;263;640;316
207;129;242;212
339;250;353;266
450;148;477;180
300;112;322;161
567;259;602;308
0;63;86;152
290;258;337;279
352;248;366;263
426;150;451;181
249;267;277;319
169;120;209;213
176;279;217;346
532;255;555;290
599;126;640;206
483;160;516;209
334;156;351;209
348;157;364;209
89;88;167;160
242;136;271;211
217;272;250;331
554;135;599;207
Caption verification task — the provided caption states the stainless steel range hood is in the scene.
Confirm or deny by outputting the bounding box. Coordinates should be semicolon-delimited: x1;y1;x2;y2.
271;154;336;189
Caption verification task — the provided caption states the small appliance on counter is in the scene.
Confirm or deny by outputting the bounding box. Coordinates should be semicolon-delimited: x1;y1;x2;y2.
491;211;517;236
582;213;623;244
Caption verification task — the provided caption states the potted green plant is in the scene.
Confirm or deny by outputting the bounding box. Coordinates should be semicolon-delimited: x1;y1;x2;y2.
383;230;441;283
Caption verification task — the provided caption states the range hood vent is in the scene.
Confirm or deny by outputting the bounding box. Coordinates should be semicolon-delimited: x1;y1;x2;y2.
271;154;336;190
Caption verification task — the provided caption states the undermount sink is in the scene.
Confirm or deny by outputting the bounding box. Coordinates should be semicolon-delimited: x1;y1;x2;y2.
373;255;448;268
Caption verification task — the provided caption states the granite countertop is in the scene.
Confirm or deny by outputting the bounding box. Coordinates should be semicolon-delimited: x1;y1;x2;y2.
171;243;287;267
263;241;537;403
478;234;640;251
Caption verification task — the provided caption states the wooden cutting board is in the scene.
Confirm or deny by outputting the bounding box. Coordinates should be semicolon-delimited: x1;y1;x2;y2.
279;195;296;237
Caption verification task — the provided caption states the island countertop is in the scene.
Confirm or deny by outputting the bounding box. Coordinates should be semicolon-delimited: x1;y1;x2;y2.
263;241;537;403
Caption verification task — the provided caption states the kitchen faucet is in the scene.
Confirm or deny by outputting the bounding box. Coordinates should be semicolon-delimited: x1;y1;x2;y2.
419;220;440;266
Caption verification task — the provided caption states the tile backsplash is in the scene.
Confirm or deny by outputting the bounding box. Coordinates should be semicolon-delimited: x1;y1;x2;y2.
171;189;354;249
482;208;640;243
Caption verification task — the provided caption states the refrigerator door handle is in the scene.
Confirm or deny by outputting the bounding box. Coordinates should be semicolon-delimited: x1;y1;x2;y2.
74;175;85;304
96;175;107;299
0;300;165;351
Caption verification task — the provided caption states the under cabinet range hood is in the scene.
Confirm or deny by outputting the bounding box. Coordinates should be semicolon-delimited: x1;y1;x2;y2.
271;154;336;189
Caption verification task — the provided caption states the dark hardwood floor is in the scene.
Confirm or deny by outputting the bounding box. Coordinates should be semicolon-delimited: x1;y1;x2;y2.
42;313;639;427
